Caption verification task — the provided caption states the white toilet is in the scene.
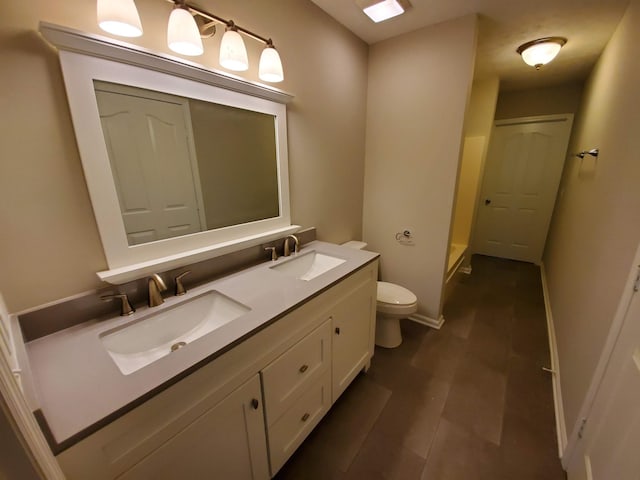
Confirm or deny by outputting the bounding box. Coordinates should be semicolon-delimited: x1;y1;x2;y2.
342;241;418;348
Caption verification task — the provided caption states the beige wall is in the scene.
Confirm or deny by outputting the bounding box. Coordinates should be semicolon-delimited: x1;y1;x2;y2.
452;77;500;247
464;77;500;137
363;15;477;320
0;0;368;312
495;83;583;120
544;0;640;440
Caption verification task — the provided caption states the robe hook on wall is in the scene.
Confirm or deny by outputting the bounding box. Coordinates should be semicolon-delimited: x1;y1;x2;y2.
575;148;599;159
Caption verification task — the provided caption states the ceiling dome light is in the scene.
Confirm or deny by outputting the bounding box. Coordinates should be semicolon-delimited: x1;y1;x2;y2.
362;0;405;23
97;0;143;37
517;37;567;70
219;24;248;72
259;42;284;83
167;6;203;56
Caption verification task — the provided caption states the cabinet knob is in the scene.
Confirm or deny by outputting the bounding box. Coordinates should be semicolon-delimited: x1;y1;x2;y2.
299;364;309;373
251;398;259;410
301;413;310;422
335;327;340;335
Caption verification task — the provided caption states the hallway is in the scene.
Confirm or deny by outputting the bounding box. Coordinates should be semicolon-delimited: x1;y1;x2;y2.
275;255;565;479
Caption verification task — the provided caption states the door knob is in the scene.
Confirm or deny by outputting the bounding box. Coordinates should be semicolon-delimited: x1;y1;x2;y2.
485;199;492;205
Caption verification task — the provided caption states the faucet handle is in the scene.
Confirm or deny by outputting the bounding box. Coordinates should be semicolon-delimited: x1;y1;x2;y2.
101;293;135;316
174;271;191;296
265;246;278;261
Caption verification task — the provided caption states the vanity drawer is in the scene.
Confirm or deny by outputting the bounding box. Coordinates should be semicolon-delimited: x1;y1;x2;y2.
261;318;331;425
268;369;332;474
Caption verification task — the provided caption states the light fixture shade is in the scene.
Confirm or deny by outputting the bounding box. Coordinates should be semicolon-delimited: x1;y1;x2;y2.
219;29;249;71
97;0;143;37
363;0;405;23
259;46;284;83
167;7;203;56
517;37;567;69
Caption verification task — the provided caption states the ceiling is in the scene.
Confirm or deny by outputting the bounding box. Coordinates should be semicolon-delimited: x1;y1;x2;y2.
310;0;630;90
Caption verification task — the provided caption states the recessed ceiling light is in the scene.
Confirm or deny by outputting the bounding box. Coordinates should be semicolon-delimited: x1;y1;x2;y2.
362;0;405;23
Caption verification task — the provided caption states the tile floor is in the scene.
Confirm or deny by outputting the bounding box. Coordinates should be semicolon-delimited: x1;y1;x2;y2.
275;255;566;480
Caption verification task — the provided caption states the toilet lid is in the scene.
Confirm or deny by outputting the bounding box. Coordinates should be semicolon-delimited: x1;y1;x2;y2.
377;281;417;305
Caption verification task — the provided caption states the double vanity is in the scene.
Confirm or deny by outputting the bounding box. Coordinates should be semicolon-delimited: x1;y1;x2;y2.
21;22;381;479
24;241;378;479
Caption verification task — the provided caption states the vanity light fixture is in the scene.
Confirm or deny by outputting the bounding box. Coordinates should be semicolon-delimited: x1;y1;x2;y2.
361;0;406;23
219;23;249;71
97;0;284;82
97;0;143;37
167;2;203;57
517;37;567;70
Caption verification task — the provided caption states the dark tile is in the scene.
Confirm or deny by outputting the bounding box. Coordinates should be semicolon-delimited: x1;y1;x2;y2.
467;314;512;374
441;353;508;445
411;329;467;382
500;410;565;480
345;430;426;480
442;299;476;340
422;419;504;480
371;369;450;458
504;355;556;428
511;310;551;365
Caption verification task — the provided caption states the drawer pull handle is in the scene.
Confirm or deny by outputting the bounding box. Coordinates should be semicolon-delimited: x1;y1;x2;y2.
251;398;259;410
335;327;341;335
301;413;310;422
299;364;309;373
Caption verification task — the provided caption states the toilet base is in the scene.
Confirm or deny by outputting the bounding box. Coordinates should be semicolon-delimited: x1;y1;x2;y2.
375;315;403;348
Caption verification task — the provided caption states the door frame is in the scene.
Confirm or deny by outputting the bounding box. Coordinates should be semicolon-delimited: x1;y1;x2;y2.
562;242;640;467
0;323;66;478
471;113;574;263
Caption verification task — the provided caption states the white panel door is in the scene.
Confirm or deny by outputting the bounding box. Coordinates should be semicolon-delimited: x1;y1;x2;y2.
567;265;640;480
95;86;205;246
473;115;572;263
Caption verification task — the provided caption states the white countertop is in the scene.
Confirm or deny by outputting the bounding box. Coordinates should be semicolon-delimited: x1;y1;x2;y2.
25;242;378;447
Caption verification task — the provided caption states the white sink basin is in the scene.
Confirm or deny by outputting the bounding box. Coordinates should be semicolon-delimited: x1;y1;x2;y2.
270;251;346;281
100;291;250;375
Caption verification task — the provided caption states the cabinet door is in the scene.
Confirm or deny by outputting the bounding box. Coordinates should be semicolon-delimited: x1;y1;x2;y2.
332;282;376;401
119;374;269;480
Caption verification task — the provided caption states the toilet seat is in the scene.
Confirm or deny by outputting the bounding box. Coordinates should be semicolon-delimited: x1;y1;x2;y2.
377;281;417;305
376;281;417;315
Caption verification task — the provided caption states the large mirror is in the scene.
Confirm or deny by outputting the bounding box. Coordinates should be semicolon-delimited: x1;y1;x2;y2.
94;81;280;246
41;23;296;283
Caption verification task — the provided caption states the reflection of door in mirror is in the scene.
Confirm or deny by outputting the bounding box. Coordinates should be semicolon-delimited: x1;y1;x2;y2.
95;82;206;246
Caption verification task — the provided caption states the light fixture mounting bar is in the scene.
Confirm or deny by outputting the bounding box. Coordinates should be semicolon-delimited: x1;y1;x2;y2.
169;0;272;45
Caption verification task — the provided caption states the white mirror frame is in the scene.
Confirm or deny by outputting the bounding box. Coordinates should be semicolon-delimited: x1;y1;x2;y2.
40;23;298;284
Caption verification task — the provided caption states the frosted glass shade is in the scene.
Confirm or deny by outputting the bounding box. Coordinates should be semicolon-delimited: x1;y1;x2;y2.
363;0;405;23
518;38;566;69
167;7;203;56
97;0;143;37
259;46;284;83
219;29;248;71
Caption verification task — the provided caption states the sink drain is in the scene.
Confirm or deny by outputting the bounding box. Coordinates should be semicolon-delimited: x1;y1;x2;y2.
170;341;187;352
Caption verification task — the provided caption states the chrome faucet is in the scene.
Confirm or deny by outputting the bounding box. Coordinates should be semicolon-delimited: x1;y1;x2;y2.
148;274;167;307
283;234;300;257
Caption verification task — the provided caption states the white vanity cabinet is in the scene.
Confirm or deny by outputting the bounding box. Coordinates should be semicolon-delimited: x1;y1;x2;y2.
118;374;269;480
331;280;377;402
54;260;378;479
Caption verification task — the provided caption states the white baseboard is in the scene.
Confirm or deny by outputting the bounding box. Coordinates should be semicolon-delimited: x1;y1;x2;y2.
540;263;568;457
408;313;445;329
